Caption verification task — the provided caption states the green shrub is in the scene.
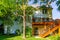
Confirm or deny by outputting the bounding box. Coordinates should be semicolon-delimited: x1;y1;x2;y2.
26;26;32;37
48;35;60;40
15;29;21;35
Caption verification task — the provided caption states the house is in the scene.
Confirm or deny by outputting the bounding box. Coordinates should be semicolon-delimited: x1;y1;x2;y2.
0;17;23;35
32;5;60;38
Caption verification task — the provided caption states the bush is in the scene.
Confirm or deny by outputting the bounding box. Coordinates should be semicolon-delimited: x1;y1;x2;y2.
48;35;60;40
15;29;21;35
26;26;32;37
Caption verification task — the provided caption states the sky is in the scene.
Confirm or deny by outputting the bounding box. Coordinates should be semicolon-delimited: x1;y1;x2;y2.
28;0;60;20
51;1;60;20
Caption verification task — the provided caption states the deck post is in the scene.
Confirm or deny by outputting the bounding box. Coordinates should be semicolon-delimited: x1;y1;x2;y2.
58;25;60;36
32;27;34;36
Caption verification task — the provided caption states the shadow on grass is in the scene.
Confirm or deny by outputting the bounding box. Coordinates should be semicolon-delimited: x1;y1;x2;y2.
57;37;60;40
0;34;19;40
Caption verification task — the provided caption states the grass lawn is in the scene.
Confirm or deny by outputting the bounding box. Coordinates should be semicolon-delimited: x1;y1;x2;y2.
0;35;46;40
0;35;23;40
0;35;60;40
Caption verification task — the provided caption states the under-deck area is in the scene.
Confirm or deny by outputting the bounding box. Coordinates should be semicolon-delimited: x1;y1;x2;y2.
32;21;60;37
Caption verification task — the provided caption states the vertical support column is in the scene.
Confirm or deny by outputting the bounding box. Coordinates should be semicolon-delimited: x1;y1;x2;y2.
39;25;43;37
44;24;46;30
58;25;60;36
40;18;42;22
39;27;40;37
32;27;34;36
48;10;52;19
32;24;34;36
44;24;47;33
48;10;49;18
49;25;50;32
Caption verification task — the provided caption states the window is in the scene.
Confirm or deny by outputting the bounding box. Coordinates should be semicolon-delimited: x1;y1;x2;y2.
42;9;47;14
44;18;47;22
47;18;49;22
42;18;45;22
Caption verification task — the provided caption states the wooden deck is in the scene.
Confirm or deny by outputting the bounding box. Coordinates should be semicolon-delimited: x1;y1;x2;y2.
32;19;60;38
32;21;54;25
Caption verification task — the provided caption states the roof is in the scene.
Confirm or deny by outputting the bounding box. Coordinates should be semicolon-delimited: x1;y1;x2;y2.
39;5;53;9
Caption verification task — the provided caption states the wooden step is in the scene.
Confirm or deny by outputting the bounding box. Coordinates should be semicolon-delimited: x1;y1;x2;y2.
40;25;59;38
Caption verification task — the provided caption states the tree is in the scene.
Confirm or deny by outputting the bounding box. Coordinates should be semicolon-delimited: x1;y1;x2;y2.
0;0;17;34
16;0;27;39
33;0;55;6
16;0;36;39
0;0;16;25
56;0;60;11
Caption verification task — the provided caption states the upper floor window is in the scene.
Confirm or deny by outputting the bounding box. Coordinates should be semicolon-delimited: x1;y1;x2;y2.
47;18;49;22
42;9;47;14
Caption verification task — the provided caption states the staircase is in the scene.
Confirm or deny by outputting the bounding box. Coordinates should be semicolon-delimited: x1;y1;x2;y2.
40;25;60;38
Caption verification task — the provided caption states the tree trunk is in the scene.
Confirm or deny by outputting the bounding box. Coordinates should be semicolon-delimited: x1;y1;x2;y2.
23;9;26;39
